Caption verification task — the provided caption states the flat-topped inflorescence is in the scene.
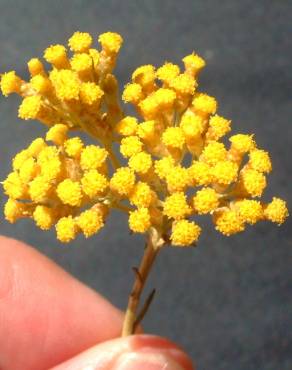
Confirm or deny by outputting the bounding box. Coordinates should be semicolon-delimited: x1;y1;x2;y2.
1;31;288;245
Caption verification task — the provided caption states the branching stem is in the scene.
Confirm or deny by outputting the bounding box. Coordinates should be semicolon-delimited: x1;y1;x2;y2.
105;144;121;170
122;237;160;336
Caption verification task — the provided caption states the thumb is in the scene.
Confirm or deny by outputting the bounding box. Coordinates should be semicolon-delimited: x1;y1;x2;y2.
51;334;194;370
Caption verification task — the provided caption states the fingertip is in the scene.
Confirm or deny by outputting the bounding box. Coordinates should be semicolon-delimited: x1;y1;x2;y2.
52;334;194;370
0;235;123;370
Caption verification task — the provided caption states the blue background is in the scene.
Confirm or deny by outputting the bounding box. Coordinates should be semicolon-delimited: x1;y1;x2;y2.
0;1;291;369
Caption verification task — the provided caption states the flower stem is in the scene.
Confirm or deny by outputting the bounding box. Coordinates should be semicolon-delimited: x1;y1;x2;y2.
105;144;120;170
122;237;159;336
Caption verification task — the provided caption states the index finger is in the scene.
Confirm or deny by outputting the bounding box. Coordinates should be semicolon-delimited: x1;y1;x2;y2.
0;235;122;370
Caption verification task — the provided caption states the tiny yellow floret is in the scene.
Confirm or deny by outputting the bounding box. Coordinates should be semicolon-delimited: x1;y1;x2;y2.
33;205;55;230
71;53;93;73
229;134;255;154
122;83;143;104
163;192;191;220
29;176;51;202
120;136;143;158
154;88;176;108
37;145;59;162
212;160;239;185
129;182;153;208
249;149;272;173
115;116;138;136
57;179;82;207
80;82;104;105
46;124;68;145
12;150;31;171
50;69;80;100
137;120;156;141
27;58;45;76
171;220;201;246
18;95;42;120
68;32;93;52
37;147;59;164
166;166;190;193
180;114;203;139
19;157;38;183
129;151;152;174
169;73;197;95
201;141;227;165
154;157;175;180
215;210;245;236
264;197;288;225
193;94;217;115
241;169;266;197
37;146;60;164
132;65;156;86
37;146;61;180
81;170;108;198
156;63;180;83
44;44;68;68
40;156;61;181
64;137;84;158
77;209;104;238
80;145;108;170
139;96;159;118
1;71;22;96
129;207;151;233
193;187;220;214
3;172;27;199
110;167;135;196
30;74;51;94
56;216;77;243
4;198;26;223
183;53;206;75
188;161;213;186
98;32;123;54
162;127;185;150
28;138;47;157
236;199;263;225
207;115;231;141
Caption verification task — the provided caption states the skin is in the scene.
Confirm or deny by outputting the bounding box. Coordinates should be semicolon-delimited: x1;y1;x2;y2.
0;236;194;370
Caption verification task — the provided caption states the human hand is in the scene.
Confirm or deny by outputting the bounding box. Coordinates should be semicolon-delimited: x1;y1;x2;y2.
0;236;193;369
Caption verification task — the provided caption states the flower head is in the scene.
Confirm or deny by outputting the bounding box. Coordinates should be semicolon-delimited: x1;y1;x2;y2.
264;198;288;225
80;145;108;171
110;167;135;196
214;210;245;236
56;216;77;243
0;71;22;96
129;182;154;208
77;209;104;238
18;96;43;120
1;31;287;247
68;31;93;53
163;192;191;220
98;32;123;54
44;44;68;68
129;207;151;233
171;220;201;246
193;188;220;214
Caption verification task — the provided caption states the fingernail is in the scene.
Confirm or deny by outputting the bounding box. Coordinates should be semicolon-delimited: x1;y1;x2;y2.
114;351;186;370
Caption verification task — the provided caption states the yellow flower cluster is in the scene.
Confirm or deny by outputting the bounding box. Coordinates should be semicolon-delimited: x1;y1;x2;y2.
0;31;123;142
1;31;288;247
118;54;288;246
3;124;109;242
